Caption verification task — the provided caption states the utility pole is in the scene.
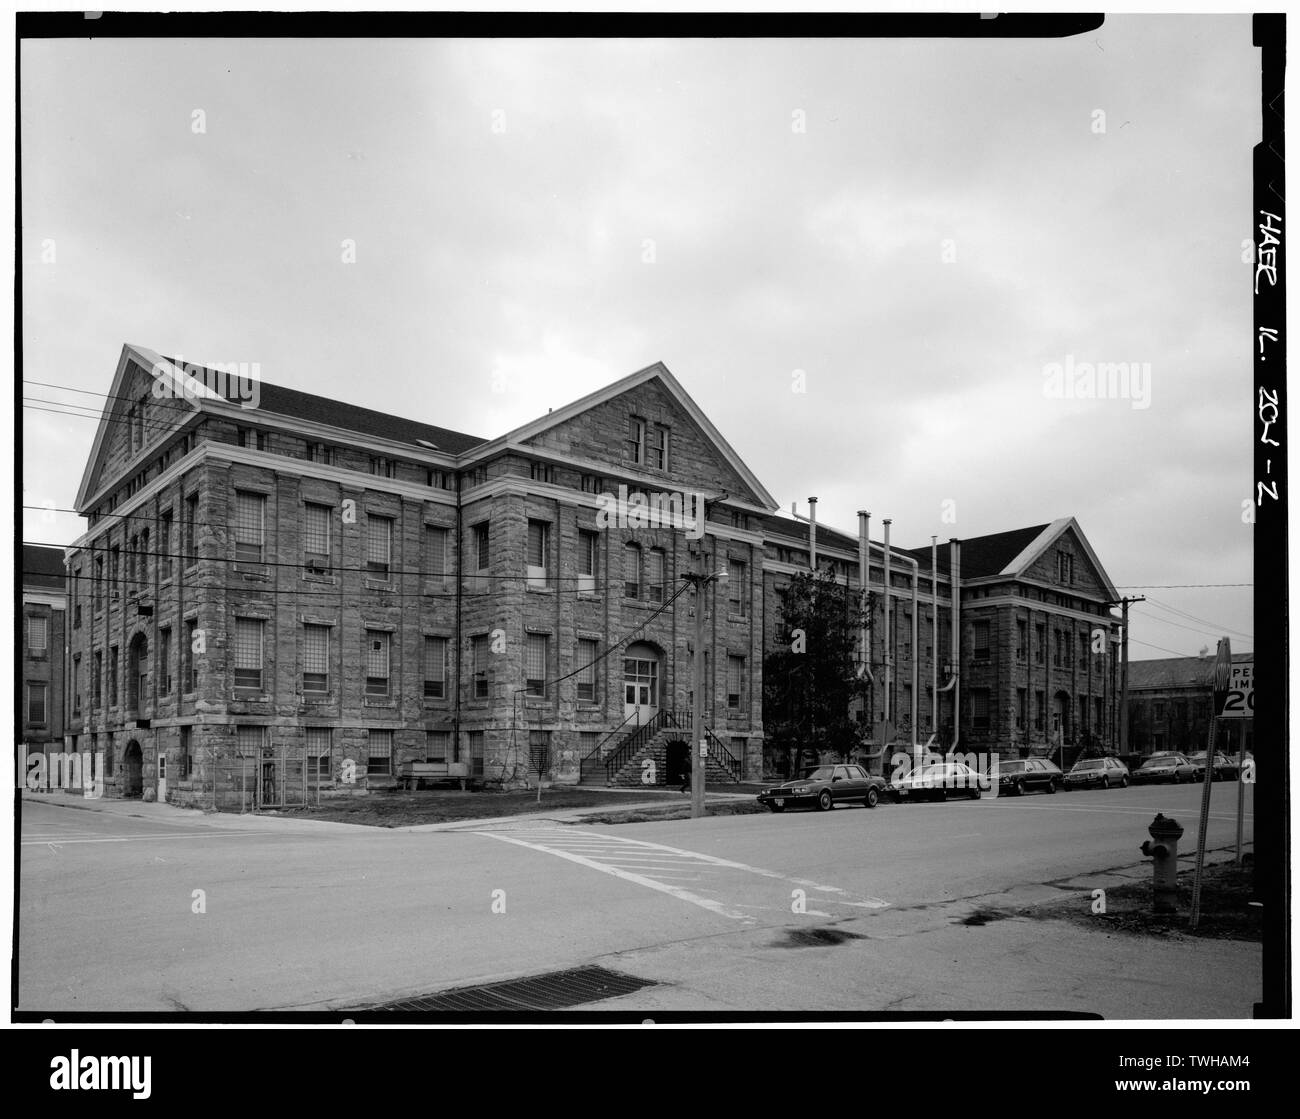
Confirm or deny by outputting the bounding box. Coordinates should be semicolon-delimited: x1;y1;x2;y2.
683;552;727;820
1117;595;1145;754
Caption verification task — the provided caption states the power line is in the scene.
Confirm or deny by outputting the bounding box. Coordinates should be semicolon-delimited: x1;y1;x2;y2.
1114;583;1252;589
1128;636;1210;658
1143;595;1254;640
1131;607;1253;644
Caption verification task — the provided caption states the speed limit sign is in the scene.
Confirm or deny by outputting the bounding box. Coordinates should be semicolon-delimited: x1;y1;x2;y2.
1218;663;1254;718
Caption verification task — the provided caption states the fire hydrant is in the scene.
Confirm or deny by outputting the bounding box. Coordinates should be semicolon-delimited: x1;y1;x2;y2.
1140;813;1184;914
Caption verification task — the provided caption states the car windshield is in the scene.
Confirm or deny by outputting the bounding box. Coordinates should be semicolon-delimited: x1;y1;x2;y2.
1000;761;1026;773
1075;760;1103;770
800;767;835;781
1140;757;1173;768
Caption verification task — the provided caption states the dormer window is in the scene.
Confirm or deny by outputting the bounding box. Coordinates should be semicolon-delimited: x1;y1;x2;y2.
651;424;670;471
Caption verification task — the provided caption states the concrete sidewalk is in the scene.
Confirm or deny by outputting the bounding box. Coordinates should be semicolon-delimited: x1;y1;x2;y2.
18;787;754;834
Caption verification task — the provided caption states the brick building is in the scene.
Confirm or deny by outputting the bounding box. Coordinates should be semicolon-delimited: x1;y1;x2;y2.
1126;652;1254;757
21;544;67;761
64;344;1123;804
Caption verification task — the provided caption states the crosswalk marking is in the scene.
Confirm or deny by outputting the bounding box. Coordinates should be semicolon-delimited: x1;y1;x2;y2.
475;825;889;922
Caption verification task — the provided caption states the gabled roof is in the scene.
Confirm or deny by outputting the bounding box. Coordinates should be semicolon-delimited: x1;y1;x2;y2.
1128;652;1253;691
758;512;858;554
468;361;779;511
906;525;1048;578
23;544;66;588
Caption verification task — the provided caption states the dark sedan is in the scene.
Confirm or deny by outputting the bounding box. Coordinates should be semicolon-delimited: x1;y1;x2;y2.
1131;752;1197;784
758;764;888;812
990;757;1062;796
888;762;987;802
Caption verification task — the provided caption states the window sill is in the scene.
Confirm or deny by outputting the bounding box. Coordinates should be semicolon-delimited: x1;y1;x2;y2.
302;572;337;585
727;612;748;623
363;696;395;707
363;578;394;591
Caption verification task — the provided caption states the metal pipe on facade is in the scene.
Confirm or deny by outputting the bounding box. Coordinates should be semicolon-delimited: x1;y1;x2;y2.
950;539;961;749
931;536;939;732
857;512;872;682
882;520;892;723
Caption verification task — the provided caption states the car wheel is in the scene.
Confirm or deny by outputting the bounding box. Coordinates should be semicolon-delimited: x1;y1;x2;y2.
817;789;833;812
937;787;948;802
1100;776;1109;790
1119;776;1129;788
1046;780;1058;794
1015;779;1027;797
864;787;879;809
970;786;981;799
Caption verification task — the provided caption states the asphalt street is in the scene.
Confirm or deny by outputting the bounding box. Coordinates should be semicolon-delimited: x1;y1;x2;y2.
16;780;1258;1017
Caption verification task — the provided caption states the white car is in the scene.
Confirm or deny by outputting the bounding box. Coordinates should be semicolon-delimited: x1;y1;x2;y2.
889;762;987;802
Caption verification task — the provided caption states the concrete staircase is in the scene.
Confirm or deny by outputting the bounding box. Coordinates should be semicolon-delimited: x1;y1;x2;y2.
580;713;742;787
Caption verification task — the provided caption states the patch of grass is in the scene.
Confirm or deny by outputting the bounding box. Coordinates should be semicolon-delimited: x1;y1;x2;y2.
569;799;771;826
290;788;681;828
1017;860;1262;941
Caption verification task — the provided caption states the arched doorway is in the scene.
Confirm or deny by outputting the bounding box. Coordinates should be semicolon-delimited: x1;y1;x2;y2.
623;641;661;724
122;740;144;798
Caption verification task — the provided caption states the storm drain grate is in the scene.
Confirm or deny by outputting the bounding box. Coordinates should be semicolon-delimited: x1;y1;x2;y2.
357;965;657;1013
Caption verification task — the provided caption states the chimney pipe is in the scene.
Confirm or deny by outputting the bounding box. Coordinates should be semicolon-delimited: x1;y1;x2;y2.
808;497;818;573
950;538;960;750
932;536;939;733
857;512;872;683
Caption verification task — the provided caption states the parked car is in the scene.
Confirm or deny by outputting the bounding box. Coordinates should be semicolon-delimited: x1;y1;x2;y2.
1130;752;1197;784
889;761;986;802
1063;756;1130;790
991;757;1063;796
757;764;888;812
1187;752;1239;781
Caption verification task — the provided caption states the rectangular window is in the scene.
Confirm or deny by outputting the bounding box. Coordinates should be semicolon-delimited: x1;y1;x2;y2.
626;416;646;464
304;503;332;559
580;474;603;494
472;635;489;698
184;494;199;568
578;530;598;593
646;548;665;604
110;545;120;598
365;630;391;696
971;689;990;731
1053;630;1063;667
73;654;82;714
368;729;393;775
1035;624;1046;665
1154;701;1165;720
624;544;641;600
93;651;102;706
234;492;266;563
369;456;395;478
303;624;330;693
424;636;448;699
309;442;332;465
366;516;392;578
159;628;172;695
180;725;192;779
109;646;119;705
1016;619;1027;662
184;620;197;692
234;618;265;689
529;460;554;484
1094;696;1103;732
577;639;598;702
525;633;549;697
469;731;485;777
651;425;670;470
424;525;448;580
27;682;47;724
972;620;990;661
727;559;746;615
527;520;550;588
473;522;490;571
306;727;331;779
1017;688;1028;729
28;615;47;652
727;655;744;709
529;730;551;776
93;556;103;612
426;730;450;763
159;510;174;580
236;725;265;758
1057;551;1074;585
1034;690;1045;732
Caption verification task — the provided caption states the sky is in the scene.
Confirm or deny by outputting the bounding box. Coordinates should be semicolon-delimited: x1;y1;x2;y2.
19;16;1261;661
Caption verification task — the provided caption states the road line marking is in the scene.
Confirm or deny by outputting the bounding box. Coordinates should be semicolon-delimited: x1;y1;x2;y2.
475;831;755;921
995;803;1251;821
20;830;264;846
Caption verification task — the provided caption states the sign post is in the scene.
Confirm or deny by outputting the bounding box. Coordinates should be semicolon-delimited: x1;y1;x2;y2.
1191;638;1233;929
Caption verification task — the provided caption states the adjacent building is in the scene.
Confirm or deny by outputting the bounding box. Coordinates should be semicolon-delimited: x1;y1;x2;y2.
62;343;1123;805
21;544;68;767
1125;652;1254;758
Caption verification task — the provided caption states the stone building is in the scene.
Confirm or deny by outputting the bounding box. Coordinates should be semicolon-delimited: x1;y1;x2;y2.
21;544;67;762
1125;652;1254;757
63;343;1124;804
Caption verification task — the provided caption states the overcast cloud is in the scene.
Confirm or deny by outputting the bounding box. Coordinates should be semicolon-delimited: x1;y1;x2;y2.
20;17;1260;658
